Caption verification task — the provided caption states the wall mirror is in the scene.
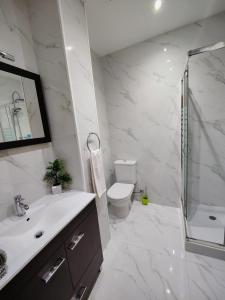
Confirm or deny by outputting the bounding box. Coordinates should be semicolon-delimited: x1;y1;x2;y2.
0;62;51;150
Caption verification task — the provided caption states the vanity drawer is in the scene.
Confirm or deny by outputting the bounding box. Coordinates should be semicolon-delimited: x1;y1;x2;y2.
74;250;103;300
65;205;101;288
18;246;73;300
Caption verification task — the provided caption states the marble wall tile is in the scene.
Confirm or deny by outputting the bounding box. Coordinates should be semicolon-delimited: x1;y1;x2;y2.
27;0;84;191
0;144;53;220
0;0;54;221
57;0;99;191
91;51;113;188
57;0;110;249
0;0;110;249
0;0;37;72
100;11;225;208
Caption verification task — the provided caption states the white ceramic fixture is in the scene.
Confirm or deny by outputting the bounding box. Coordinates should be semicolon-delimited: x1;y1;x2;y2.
107;160;136;218
0;190;95;290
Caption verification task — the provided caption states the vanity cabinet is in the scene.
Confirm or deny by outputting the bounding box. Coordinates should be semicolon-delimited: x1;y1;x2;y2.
18;246;73;300
65;204;101;288
0;200;103;300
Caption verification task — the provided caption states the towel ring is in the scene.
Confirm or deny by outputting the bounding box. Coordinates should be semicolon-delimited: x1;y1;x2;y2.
87;132;101;154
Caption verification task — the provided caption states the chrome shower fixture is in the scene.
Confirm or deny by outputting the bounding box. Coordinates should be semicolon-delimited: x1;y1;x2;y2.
188;41;225;57
12;91;24;104
12;107;22;114
0;50;15;62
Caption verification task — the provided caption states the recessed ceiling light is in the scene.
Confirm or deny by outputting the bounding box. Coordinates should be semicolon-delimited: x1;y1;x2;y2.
163;48;167;52
154;0;162;11
167;59;171;63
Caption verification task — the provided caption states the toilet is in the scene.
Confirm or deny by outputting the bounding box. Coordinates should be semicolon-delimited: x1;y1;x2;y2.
107;160;137;218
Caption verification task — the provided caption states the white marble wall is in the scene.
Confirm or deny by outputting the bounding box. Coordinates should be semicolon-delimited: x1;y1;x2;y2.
91;51;113;188
27;0;84;191
0;0;54;221
0;0;110;248
100;11;225;208
57;0;110;249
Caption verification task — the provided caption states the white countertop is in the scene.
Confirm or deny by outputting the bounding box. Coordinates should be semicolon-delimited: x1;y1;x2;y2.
0;190;95;290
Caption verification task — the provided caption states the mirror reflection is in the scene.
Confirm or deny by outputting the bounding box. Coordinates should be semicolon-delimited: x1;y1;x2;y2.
0;70;44;143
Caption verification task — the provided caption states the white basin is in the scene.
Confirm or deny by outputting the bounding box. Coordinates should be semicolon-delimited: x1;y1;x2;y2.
0;190;95;290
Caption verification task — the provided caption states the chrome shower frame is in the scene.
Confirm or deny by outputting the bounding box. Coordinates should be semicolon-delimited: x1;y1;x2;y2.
188;41;225;57
181;41;225;260
11;91;24;140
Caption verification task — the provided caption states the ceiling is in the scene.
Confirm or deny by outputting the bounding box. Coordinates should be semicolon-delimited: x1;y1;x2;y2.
85;0;225;56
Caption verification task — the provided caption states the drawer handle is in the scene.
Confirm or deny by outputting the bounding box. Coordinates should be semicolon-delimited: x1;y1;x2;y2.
68;233;85;251
41;257;66;284
76;285;87;300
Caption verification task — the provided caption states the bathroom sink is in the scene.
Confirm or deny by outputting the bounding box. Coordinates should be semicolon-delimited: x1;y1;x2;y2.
0;191;95;266
0;204;46;238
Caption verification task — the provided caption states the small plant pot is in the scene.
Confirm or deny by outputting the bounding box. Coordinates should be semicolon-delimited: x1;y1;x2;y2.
141;196;149;205
51;184;62;194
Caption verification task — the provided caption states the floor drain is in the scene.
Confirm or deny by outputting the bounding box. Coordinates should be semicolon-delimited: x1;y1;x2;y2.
209;216;216;221
34;231;44;239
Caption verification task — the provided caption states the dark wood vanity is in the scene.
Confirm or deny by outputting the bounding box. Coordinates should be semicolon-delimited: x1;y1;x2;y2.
0;199;103;300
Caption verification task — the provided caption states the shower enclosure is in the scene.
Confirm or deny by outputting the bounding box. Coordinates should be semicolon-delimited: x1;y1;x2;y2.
181;41;225;258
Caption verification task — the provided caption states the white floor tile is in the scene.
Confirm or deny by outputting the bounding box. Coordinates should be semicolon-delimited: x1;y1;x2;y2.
110;201;185;258
90;242;189;300
187;259;225;300
89;200;225;300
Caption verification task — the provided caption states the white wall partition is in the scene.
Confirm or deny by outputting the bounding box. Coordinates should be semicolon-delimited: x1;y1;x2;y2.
57;0;110;249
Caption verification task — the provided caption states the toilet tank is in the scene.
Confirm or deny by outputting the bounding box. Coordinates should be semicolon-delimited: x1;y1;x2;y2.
114;160;137;184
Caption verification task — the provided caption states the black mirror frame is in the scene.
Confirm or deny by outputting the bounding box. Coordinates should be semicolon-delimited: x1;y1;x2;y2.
0;61;51;150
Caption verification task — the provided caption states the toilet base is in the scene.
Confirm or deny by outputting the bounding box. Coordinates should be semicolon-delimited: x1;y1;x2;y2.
110;201;131;218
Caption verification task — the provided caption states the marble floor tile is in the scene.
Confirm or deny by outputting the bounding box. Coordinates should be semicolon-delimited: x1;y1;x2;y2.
187;258;225;300
109;201;185;258
90;241;189;300
89;201;225;300
184;251;225;272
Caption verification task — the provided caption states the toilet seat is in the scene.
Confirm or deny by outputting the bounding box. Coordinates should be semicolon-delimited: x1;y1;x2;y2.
107;183;134;201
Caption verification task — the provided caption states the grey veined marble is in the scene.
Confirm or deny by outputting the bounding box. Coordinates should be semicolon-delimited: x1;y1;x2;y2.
89;201;225;300
98;11;225;209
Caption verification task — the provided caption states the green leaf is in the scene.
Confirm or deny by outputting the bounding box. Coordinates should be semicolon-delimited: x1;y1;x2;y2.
43;159;72;189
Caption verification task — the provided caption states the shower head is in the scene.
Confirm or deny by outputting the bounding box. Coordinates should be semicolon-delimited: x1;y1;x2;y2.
12;91;24;104
188;41;225;57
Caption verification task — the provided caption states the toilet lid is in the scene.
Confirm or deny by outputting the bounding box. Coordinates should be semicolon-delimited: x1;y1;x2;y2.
107;183;134;200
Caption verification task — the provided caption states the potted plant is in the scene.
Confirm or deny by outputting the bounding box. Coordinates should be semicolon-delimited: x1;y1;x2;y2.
43;159;72;194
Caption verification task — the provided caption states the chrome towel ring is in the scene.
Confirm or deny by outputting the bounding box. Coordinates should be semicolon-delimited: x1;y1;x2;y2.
87;132;101;154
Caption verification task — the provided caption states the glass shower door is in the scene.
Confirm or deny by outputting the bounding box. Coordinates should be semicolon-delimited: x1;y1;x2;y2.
183;46;225;246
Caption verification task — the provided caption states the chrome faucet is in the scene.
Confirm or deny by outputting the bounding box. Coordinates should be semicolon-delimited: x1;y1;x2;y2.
14;195;29;217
